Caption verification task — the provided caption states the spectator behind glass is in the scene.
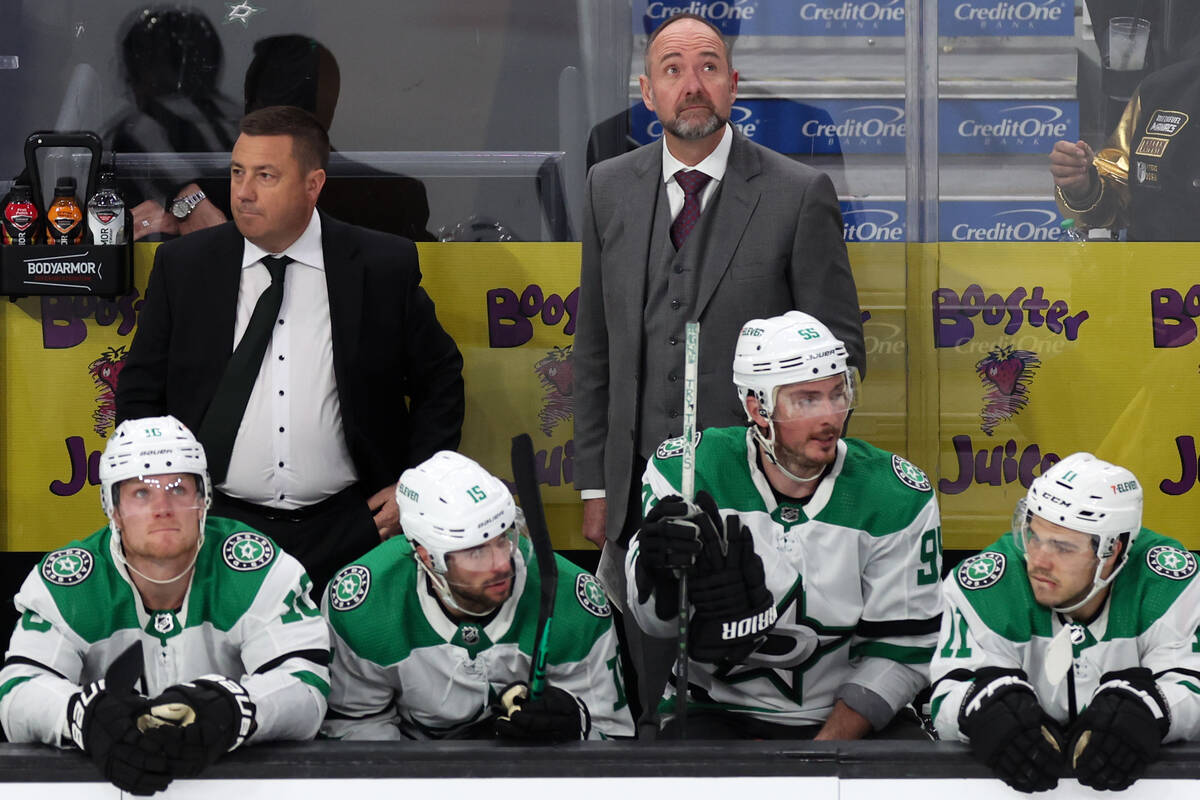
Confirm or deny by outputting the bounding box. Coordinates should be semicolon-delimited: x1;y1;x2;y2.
244;35;434;241
1049;9;1200;240
103;6;237;240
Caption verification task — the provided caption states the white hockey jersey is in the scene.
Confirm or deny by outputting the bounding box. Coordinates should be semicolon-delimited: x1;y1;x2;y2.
628;427;943;726
0;518;330;746
321;535;633;740
931;529;1200;743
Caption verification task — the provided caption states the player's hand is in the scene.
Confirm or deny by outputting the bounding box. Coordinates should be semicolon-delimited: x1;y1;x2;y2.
369;483;402;540
67;642;174;796
689;502;775;664
131;200;180;241
494;681;591;742
138;675;257;777
1068;668;1169;790
581;497;607;549
633;494;707;619
1048;139;1097;199
958;667;1064;793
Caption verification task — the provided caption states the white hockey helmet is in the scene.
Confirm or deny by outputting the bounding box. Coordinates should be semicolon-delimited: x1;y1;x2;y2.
100;415;211;533
732;311;859;478
396;450;518;574
1013;452;1143;612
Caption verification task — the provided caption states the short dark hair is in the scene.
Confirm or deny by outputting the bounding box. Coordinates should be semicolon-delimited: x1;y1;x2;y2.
644;12;733;73
238;105;330;172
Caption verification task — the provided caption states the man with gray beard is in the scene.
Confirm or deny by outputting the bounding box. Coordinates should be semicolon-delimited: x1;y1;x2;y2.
574;12;864;726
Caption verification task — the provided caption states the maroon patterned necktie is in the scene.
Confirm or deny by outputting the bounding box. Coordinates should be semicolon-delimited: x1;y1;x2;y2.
670;169;713;249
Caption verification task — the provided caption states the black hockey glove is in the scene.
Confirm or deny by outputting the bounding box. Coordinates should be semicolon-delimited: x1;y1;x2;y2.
688;508;775;665
1068;668;1170;791
138;675;258;777
633;494;710;620
67;642;173;796
958;667;1064;793
494;681;591;742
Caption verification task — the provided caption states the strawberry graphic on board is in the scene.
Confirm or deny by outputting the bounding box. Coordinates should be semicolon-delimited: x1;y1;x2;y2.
976;345;1040;436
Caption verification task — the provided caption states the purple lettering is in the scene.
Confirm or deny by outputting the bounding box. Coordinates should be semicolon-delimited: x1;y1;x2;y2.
40;297;88;349
1003;287;1028;335
939;433;1061;495
486;288;533;348
50;436;87;496
1160;435;1197;496
520;284;545;317
1022;286;1049;328
540;293;565;326
1151;287;1198;348
933;288;973;348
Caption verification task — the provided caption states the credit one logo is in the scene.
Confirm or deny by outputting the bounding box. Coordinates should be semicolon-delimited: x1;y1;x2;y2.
941;100;1078;154
939;202;1064;241
630;99;905;155
635;0;905;36
840;202;906;242
940;0;1071;36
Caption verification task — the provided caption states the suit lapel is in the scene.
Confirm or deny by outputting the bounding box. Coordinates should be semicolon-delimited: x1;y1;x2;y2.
320;211;363;414
211;224;246;362
694;132;761;318
612;144;662;323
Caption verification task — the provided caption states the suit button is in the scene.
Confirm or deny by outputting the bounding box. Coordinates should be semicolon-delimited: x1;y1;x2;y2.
670;410;680;419
670;298;681;310
673;265;683;274
668;336;678;346
669;373;678;382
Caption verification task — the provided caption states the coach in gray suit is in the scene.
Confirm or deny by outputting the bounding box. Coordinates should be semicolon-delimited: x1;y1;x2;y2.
575;13;865;598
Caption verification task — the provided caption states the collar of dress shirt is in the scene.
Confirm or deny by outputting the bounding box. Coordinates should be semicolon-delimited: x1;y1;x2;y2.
660;123;733;187
240;211;325;271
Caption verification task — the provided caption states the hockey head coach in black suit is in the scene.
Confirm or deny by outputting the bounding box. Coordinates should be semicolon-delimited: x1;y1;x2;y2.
115;105;465;594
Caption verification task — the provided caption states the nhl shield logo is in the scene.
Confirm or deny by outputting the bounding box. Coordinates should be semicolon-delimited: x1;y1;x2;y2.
576;574;611;618
222;532;275;571
42;548;94;586
460;625;481;644
154;612;175;635
1146;545;1197;581
330;565;371;611
780;505;801;524
958;552;1006;590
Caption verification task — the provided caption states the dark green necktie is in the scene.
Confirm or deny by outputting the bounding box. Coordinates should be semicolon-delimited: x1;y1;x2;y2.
198;255;292;485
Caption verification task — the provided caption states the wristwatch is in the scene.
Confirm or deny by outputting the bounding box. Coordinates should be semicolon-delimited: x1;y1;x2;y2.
168;189;207;219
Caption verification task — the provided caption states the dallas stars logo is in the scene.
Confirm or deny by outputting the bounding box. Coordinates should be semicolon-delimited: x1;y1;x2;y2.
1146;545;1197;581
224;2;264;26
222;532;275;571
892;455;931;492
330;565;371;611
42;548;94;586
958;552;1006;590
655;430;702;460
576;574;611;617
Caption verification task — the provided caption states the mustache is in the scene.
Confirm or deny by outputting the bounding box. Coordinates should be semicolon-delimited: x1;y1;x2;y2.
675;92;714;113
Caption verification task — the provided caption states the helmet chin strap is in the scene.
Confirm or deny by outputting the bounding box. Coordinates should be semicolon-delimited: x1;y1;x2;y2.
111;527;204;586
1051;552;1127;615
753;420;825;484
415;556;495;618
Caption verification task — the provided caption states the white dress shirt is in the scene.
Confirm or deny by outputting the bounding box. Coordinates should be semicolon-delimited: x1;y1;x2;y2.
579;124;734;503
223;212;358;508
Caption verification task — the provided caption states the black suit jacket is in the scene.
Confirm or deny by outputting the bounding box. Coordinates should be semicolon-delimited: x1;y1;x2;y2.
116;211;465;494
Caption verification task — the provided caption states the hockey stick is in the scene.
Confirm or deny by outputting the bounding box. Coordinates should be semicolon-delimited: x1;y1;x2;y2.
511;432;558;701
675;320;700;734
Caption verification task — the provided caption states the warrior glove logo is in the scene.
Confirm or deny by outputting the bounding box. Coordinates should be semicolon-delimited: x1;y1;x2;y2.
722;606;778;640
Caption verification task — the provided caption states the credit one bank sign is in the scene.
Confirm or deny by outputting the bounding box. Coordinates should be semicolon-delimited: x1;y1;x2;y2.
633;0;906;36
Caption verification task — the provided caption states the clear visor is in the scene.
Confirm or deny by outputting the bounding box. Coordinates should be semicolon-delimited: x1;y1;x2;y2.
114;475;205;519
770;369;859;421
1012;500;1099;565
445;528;517;571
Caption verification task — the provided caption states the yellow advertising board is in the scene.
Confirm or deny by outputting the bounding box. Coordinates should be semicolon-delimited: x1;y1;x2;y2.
1;241;1198;554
